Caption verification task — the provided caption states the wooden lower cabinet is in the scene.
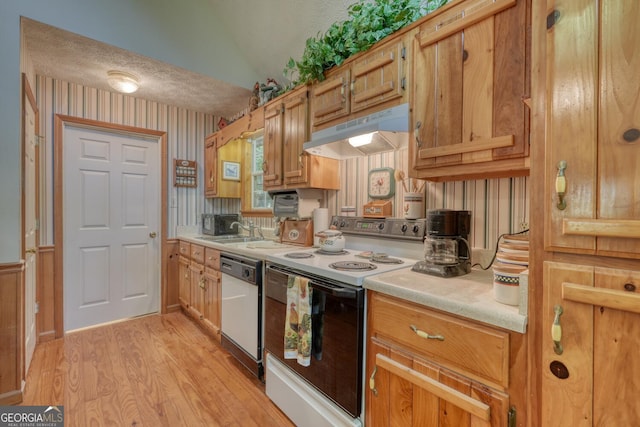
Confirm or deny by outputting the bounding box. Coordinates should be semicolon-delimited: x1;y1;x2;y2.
177;241;222;342
178;255;190;309
366;291;511;426
542;261;640;425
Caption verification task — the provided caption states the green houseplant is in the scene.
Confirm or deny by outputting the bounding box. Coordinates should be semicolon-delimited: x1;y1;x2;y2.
283;0;450;86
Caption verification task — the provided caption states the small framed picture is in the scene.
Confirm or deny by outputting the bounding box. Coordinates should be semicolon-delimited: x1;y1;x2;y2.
222;161;240;181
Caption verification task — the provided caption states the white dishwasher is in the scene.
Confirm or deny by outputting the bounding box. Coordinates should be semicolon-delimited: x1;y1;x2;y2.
220;252;263;379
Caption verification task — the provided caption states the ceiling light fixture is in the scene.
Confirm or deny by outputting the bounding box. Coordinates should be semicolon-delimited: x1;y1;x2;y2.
107;70;139;94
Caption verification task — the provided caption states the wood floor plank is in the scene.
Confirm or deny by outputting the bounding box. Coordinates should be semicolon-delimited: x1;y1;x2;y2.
21;312;294;426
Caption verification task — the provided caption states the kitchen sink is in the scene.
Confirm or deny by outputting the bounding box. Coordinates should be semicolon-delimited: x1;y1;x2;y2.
195;235;264;244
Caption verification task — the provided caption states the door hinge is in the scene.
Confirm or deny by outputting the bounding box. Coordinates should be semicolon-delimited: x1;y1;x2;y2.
401;46;406;60
35;219;40;231
401;77;406;90
35;302;39;314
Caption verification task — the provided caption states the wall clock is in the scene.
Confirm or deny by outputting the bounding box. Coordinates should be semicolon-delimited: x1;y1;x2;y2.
367;167;396;199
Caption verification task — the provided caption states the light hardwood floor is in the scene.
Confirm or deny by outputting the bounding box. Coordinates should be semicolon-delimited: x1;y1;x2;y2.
22;312;294;426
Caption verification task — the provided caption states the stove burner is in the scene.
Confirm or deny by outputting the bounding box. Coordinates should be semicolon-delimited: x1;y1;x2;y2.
315;249;350;256
285;252;314;259
329;261;377;271
370;255;404;265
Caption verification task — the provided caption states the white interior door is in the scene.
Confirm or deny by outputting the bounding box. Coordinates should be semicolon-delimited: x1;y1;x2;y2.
23;82;37;372
63;125;160;331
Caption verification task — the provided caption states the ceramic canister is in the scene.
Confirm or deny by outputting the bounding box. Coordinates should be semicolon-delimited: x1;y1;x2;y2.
492;262;527;306
403;192;424;219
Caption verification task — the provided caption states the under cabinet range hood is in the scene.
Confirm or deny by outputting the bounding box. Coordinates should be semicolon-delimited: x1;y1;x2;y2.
303;103;409;159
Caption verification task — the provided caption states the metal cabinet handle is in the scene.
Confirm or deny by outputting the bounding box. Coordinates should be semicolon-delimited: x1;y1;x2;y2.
262;161;268;172
555;160;567;210
410;324;444;341
552;305;563;355
369;366;378;396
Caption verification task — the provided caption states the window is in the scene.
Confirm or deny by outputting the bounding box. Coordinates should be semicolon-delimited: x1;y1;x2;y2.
250;133;272;210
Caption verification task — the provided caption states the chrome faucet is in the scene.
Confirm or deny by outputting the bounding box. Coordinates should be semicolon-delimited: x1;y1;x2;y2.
230;220;263;239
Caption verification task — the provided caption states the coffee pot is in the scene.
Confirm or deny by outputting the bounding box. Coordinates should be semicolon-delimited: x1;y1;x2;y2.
413;209;472;278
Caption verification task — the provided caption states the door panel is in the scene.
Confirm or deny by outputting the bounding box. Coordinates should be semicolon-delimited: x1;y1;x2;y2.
63;126;160;331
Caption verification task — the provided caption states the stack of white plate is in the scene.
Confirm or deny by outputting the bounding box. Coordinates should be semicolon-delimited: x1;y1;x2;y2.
493;234;529;306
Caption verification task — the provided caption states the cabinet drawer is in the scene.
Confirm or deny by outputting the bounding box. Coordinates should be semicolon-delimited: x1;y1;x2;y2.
369;292;509;389
204;247;220;270
190;244;205;264
179;240;191;257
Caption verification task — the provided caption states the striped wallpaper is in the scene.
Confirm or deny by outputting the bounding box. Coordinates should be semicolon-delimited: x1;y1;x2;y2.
325;147;530;251
35;76;528;251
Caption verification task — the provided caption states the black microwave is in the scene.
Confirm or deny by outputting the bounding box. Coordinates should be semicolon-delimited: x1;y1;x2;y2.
201;213;239;236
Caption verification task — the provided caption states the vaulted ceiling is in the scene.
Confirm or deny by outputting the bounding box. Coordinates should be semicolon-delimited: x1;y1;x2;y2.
22;1;358;117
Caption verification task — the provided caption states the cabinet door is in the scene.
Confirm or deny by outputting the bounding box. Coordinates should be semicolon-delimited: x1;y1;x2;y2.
545;0;640;259
367;338;508;426
351;35;406;114
204;134;217;197
189;262;204;319
178;255;190;309
410;0;528;179
203;269;221;339
263;102;284;189
542;262;640;425
310;67;351;129
282;87;310;187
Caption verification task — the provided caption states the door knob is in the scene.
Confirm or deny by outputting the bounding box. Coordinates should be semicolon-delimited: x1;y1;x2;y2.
149;232;157;238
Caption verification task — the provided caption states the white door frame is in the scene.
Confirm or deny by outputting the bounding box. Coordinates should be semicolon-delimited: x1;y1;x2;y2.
53;115;168;337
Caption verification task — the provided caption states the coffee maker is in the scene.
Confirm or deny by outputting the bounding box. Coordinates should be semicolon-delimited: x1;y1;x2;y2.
412;209;472;278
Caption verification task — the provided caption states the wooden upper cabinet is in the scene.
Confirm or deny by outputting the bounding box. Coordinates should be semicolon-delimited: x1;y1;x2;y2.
263;100;284;190
350;35;407;114
282;86;310;187
265;86;340;191
310;67;351;129
409;0;530;181
205;109;264;198
310;31;410;132
204;133;217;197
544;0;640;259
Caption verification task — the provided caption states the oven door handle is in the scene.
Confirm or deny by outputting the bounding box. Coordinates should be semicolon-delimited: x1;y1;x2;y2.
309;281;357;299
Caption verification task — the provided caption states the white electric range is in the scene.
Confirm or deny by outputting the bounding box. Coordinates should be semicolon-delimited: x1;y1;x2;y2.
263;216;426;427
266;216;426;286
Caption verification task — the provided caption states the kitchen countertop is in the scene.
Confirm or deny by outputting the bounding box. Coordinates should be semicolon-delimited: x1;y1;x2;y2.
364;267;528;333
177;232;528;333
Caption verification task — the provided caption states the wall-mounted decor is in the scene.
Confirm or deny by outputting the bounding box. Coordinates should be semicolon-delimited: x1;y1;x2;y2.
174;159;197;187
222;161;240;181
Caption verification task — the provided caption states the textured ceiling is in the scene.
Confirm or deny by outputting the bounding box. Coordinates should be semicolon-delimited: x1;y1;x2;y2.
22;1;357;117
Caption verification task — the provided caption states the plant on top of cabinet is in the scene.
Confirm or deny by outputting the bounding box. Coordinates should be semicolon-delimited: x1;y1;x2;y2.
410;0;530;182
283;0;450;85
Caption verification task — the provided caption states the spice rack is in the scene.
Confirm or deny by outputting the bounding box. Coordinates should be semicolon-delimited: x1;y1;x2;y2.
174;159;197;187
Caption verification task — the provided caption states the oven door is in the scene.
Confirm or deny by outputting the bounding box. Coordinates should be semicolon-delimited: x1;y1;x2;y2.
264;263;365;417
